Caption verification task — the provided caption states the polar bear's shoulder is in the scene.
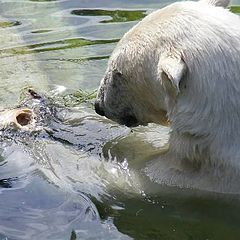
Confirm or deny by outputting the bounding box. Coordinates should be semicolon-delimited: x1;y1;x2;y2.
119;0;240;50
140;1;239;28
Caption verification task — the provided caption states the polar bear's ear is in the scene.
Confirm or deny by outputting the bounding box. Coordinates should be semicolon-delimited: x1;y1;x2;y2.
159;55;186;93
200;0;230;8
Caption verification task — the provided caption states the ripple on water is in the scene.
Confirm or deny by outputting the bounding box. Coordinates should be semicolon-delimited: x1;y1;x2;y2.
0;135;132;239
0;174;101;240
71;9;147;23
0;37;119;57
31;29;52;34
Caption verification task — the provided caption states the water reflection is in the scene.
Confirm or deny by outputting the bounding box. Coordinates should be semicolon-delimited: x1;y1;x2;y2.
0;174;100;240
0;92;134;239
71;9;146;23
0;38;119;57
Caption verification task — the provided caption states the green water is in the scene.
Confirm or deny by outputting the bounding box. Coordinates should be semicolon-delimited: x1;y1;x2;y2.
0;0;240;239
71;9;147;23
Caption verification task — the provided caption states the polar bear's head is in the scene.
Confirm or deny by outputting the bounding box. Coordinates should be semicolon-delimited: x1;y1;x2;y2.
95;46;173;127
95;44;186;127
95;0;233;129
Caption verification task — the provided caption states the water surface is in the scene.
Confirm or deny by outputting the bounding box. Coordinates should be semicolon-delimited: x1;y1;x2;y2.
1;0;240;239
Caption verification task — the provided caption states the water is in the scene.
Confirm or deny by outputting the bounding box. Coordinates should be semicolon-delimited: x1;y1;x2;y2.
0;0;240;239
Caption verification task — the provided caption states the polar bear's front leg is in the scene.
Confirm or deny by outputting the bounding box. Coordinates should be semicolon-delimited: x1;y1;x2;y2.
144;151;200;188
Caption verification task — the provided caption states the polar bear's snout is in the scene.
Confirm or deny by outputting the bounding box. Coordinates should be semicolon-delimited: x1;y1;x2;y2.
95;68;143;127
94;99;139;127
95;100;138;127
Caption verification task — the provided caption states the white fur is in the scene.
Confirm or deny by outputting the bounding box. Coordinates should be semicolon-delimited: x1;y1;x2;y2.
200;0;230;7
96;0;240;192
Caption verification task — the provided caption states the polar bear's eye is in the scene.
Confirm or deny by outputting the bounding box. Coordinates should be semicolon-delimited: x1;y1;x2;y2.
115;71;122;77
113;69;123;78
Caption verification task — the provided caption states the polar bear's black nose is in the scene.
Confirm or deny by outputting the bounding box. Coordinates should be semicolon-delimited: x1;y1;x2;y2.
94;101;105;116
122;114;138;127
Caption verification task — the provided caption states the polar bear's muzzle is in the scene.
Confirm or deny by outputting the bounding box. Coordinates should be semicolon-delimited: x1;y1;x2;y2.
119;114;139;127
94;69;143;127
95;100;139;127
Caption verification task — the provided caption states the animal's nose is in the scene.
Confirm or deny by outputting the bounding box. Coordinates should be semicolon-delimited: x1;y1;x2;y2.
121;114;138;127
94;101;105;116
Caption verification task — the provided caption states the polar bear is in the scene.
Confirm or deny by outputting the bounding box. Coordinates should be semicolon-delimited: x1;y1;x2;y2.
95;0;240;193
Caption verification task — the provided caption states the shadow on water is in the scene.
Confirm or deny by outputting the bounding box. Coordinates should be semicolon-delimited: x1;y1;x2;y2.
31;29;52;34
0;177;18;188
0;21;21;28
71;9;147;23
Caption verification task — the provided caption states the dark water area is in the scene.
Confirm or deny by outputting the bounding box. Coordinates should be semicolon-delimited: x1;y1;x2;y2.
0;0;240;239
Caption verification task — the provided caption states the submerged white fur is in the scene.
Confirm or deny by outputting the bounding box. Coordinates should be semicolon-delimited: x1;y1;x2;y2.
95;0;240;193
